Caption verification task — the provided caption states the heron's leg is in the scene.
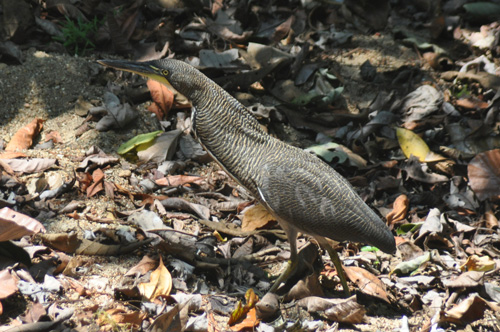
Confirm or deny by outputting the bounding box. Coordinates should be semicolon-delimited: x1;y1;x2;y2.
269;225;298;294
315;236;350;297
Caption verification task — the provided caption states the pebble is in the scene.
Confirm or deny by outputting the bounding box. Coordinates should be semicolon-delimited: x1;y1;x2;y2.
119;170;132;178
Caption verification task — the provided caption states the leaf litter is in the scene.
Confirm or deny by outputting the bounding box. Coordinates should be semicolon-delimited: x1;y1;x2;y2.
1;0;500;331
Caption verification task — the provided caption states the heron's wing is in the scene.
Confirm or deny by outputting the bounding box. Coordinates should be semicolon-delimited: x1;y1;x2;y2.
256;152;395;253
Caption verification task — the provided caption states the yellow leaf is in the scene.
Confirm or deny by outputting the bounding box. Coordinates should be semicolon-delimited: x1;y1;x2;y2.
396;128;448;162
138;256;172;300
460;255;496;272
396;127;430;161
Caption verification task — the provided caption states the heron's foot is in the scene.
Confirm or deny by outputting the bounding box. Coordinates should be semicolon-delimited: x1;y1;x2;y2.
268;242;320;294
268;258;298;294
323;244;350;297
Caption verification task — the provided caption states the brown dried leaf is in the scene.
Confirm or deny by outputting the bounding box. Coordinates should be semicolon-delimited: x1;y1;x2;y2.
0;151;27;159
147;79;174;119
297;295;366;324
5;118;44;152
229;308;259;331
156;174;205;187
483;209;499;228
0;269;19;299
161;197;210;220
98;307;147;329
138;256;172;300
468;149;500;201
229;289;259;327
273;16;295;42
344;266;390;303
125;255;157;276
443;271;485;288
2;158;57;174
41;232;152;255
386;194;409;226
0;207;46;241
439;295;500;324
87;168;105;197
459;255;496;272
241;204;276;232
40;233;80;253
455;97;489;110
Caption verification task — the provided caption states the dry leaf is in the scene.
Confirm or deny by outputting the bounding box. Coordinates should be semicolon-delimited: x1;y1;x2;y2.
87;168;105;197
483;209;499;229
439;295;500;324
0;269;19;299
5;118;44;152
460;255;496;272
155;174;205;187
241;204;275;232
297;295;366;324
125;255;157;276
344;266;390;303
468;149;500;201
0;207;46;241
147;79;174;119
229;308;260;331
138;256;172;300
396;127;446;162
443;271;485;288
386;194;409;225
229;289;259;326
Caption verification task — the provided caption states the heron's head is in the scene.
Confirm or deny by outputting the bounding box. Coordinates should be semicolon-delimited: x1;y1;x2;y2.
97;58;202;97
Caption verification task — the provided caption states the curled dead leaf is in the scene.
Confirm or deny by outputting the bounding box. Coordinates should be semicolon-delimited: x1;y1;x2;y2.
241;204;276;232
138;256;172;301
386;194;409;226
344;266;390;303
468;149;500;201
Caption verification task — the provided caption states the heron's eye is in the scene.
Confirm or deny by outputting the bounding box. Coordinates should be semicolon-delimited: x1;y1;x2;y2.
162;69;169;76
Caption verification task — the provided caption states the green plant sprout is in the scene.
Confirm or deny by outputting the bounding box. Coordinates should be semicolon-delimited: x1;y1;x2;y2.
53;16;100;56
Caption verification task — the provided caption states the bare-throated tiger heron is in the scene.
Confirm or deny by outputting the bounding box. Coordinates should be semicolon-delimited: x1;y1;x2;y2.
98;58;396;295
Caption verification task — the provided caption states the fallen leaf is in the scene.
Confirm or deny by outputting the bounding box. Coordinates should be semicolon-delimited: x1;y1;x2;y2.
390;252;431;276
156;174;205;187
86;168;105;197
443;271;485;288
138;256;172;300
5;118;44;151
297;295;366;324
125;255;157;276
396;127;446;162
439;295;500;324
44;130;62;143
0;269;19;299
241;204;275;232
344;266;390;303
147;79;174;119
386;194;409;226
229;289;259;326
229;308;259;331
460;255;496;272
0;207;46;241
117;130;163;155
468;149;500;201
2;158;57;173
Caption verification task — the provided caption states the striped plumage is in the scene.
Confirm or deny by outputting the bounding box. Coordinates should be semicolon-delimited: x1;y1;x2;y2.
153;59;395;253
98;58;396;292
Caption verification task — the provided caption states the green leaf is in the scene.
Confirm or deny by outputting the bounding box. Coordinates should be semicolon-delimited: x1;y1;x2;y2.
117;130;163;155
306;142;347;163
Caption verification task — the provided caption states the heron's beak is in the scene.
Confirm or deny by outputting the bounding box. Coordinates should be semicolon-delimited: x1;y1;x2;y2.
97;59;171;87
